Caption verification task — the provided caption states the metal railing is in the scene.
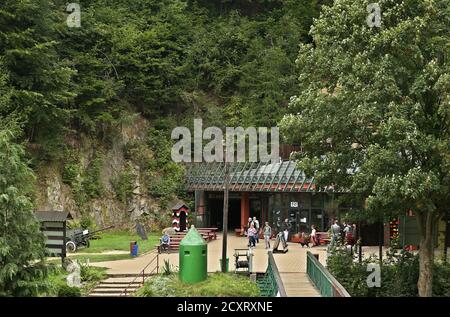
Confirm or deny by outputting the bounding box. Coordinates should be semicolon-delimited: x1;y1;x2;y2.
120;251;159;297
256;252;287;297
306;251;350;297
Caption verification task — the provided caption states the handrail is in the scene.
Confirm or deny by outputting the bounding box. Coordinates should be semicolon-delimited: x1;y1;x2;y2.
306;251;350;297
257;252;287;297
268;252;287;297
120;251;160;296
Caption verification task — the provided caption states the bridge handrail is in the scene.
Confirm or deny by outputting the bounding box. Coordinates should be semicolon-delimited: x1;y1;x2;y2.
306;251;350;297
268;252;287;297
257;252;287;297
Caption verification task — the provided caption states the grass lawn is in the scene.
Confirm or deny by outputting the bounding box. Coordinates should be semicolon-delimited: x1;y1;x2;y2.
47;230;161;263
83;230;160;254
136;273;260;297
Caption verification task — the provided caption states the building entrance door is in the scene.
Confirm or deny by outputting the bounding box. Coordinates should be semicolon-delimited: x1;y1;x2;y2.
297;209;309;233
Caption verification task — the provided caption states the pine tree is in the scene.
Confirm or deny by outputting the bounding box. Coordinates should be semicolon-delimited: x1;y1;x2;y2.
0;124;48;296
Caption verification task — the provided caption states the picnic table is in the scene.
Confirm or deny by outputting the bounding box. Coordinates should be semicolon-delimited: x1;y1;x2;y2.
315;232;331;245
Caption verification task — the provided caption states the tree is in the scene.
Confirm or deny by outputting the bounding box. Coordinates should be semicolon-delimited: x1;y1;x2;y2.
0;0;75;153
0;125;48;296
280;0;449;296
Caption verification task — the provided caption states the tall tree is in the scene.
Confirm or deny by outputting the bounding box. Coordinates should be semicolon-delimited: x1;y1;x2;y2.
0;0;74;143
280;0;449;296
0;124;48;296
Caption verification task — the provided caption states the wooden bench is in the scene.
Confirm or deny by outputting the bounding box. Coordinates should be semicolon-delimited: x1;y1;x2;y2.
155;242;180;253
173;231;212;242
197;228;218;240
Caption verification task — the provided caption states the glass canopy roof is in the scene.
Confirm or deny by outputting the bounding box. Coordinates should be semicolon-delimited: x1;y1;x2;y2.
185;161;334;192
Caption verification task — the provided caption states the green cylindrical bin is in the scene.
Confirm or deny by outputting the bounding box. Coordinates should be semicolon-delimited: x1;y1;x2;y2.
179;226;207;284
219;257;229;272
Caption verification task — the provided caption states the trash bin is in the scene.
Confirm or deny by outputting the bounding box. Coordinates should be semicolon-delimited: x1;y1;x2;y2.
179;225;207;284
130;241;138;256
130;241;136;253
219;257;229;272
131;244;138;257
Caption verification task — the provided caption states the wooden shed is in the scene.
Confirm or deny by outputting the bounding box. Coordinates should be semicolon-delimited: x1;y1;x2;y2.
35;211;72;260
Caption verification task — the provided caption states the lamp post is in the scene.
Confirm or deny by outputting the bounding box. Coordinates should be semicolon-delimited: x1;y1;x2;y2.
221;142;229;273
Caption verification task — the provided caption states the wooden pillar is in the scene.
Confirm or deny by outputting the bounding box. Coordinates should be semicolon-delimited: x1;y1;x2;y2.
241;192;250;229
196;190;206;227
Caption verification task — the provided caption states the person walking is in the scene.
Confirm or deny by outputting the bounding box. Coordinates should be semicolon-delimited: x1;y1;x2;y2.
263;222;272;249
253;216;260;244
247;223;257;247
310;224;319;247
245;217;253;237
282;218;290;243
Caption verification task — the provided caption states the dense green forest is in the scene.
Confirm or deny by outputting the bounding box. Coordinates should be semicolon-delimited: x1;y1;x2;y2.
0;0;329;217
1;0;328;141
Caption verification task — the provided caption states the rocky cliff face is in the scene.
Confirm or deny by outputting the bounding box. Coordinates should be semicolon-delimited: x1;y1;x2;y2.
33;114;177;227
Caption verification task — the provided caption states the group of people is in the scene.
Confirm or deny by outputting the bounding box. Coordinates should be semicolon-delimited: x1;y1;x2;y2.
300;220;357;248
245;217;273;250
329;220;356;246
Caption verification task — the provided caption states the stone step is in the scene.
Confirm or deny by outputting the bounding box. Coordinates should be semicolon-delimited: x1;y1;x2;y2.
95;284;141;289
91;288;136;293
88;293;124;297
99;280;141;285
102;277;142;283
106;273;152;278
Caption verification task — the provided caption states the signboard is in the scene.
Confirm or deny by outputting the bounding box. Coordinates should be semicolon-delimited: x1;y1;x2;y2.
290;202;298;208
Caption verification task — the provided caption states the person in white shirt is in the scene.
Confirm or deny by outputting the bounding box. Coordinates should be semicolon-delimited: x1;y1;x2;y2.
252;216;260;244
311;225;318;246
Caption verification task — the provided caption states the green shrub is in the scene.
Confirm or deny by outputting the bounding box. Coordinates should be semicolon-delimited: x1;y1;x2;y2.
80;262;107;283
57;284;81;297
326;246;449;297
433;262;450;297
82;154;104;199
112;165;135;203
62;148;81;186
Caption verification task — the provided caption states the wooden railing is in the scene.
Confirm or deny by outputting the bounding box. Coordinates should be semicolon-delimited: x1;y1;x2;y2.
256;252;287;297
306;251;350;297
120;251;159;297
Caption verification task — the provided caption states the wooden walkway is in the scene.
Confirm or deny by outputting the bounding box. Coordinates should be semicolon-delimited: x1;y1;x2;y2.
279;272;320;297
271;247;326;297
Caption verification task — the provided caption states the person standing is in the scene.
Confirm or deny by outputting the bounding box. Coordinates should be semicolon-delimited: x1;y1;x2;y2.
263;222;272;249
344;223;354;246
253;216;260;244
282;218;290;243
247;224;257;247
330;219;341;246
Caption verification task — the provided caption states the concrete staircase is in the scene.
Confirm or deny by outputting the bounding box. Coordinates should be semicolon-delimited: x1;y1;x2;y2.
88;274;145;297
